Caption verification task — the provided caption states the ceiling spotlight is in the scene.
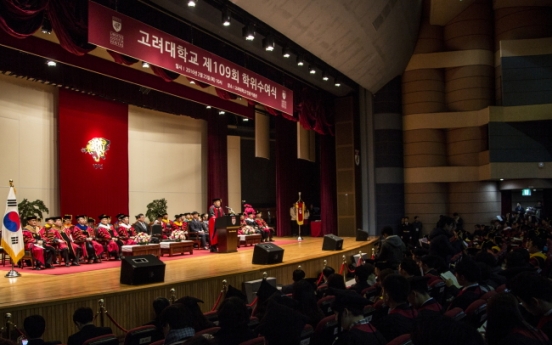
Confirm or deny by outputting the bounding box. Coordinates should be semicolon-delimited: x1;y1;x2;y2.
263;35;275;52
189;80;196;84
242;24;255;41
187;0;197;7
322;72;329;81
282;46;291;58
297;56;304;67
41;17;52;34
309;65;316;74
206;105;211;109
142;61;150;68
46;60;56;67
243;118;249;122
500;178;504;181
334;78;341;87
219;110;225;115
222;8;231;26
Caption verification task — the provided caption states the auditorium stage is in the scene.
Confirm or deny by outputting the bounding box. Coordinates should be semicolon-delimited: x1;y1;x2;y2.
0;236;377;342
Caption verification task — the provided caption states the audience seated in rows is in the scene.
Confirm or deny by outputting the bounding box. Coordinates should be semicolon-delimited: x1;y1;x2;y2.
67;307;112;345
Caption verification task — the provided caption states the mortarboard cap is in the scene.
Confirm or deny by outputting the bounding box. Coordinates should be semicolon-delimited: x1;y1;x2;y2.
26;216;37;222
212;198;222;203
63;214;72;221
98;214;109;220
225;284;247;303
331;289;371;313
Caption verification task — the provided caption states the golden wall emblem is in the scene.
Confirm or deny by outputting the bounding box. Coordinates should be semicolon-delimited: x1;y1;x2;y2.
82;137;111;162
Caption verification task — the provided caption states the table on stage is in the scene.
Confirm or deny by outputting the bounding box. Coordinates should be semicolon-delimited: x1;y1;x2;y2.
311;221;322;237
122;243;161;257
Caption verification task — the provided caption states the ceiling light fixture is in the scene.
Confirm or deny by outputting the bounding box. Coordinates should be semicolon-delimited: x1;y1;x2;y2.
219;110;225;115
243;118;249;122
242;24;255;41
187;0;198;7
296;56;304;67
334;78;341;87
46;60;56;67
322;72;329;81
206;105;211;109
221;8;231;26
142;62;150;68
309;65;316;74
282;46;291;58
189;79;196;84
263;35;275;52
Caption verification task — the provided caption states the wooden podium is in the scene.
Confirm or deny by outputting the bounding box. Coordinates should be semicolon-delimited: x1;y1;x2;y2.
215;215;240;253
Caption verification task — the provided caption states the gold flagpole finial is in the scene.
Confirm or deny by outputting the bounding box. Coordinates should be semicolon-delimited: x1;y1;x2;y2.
9;179;13;188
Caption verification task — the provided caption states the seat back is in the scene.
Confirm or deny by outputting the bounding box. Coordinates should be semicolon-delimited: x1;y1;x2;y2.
313;315;340;345
238;336;265;345
480;290;497;301
300;324;314;345
444;307;466;321
464;299;487;328
317;295;335;316
387;334;413;345
248;316;260;330
124;325;161;345
203;310;218;323
496;284;507;293
428;280;446;305
83;334;119;345
194;326;220;337
363;285;379;300
150;340;164;345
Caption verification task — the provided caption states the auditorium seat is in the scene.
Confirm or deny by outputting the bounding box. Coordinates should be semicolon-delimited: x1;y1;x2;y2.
363;305;376;321
248;316;259;330
480;290;497;301
313;314;339;345
363;285;380;300
317;295;335;316
83;334;119;345
203;310;218;323
372;299;384;310
124;325;162;345
386;333;412;345
464;299;487;328
444;307;466;321
496;284;507;293
238;336;265;345
300;324;314;345
194;326;220;337
150;340;164;345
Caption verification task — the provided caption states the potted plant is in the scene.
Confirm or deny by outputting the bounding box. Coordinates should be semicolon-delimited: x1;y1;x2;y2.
18;199;49;221
145;198;168;223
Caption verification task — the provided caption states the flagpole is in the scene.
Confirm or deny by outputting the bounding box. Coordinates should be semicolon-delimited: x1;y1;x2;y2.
4;180;21;278
297;192;302;242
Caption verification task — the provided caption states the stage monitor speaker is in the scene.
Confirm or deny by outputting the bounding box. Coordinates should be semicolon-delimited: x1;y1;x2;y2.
120;255;166;285
242;277;277;304
252;243;284;265
322;234;343;250
356;230;369;241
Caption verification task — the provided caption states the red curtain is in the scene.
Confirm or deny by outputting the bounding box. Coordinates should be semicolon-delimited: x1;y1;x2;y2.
58;89;129;220
207;110;228;210
320;134;337;235
275;116;297;236
0;0;47;38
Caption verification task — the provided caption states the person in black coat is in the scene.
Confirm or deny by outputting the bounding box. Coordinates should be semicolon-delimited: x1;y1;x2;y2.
67;307;113;345
429;216;456;263
445;258;483;312
211;297;256;345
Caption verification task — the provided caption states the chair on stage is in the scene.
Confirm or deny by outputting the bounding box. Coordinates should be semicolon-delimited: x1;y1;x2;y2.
124;325;162;345
83;334;119;345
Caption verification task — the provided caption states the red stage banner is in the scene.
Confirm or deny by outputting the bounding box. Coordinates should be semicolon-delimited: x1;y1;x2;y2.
58;89;129;221
88;1;293;115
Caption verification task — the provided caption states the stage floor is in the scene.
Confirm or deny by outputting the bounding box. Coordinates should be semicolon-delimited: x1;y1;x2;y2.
0;236;377;341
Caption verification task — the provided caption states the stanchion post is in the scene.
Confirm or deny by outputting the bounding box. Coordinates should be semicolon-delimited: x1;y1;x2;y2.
98;299;105;327
169;288;176;304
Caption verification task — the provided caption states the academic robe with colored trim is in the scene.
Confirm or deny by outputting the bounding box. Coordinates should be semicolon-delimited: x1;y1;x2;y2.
39;227;69;250
372;303;418;343
74;225;104;257
95;225;120;253
117;225;137;245
333;323;387;345
22;229;46;265
208;205;225;246
61;226;81;255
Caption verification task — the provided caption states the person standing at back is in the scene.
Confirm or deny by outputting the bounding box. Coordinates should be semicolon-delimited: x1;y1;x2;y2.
376;226;406;270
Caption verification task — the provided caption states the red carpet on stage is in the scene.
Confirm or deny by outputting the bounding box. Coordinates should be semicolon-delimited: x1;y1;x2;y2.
2;239;298;276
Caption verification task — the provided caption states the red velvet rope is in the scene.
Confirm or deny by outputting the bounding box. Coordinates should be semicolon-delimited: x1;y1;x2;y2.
316;271;325;285
211;290;224;311
105;311;128;333
247;296;258;308
339;262;346;275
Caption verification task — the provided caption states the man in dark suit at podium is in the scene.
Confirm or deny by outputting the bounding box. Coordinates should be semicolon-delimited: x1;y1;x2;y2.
68;307;113;345
208;198;225;252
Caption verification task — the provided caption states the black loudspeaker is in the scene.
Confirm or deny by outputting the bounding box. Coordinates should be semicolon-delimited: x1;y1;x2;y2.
252;243;284;265
120;255;166;285
356;230;369;241
322;234;343;250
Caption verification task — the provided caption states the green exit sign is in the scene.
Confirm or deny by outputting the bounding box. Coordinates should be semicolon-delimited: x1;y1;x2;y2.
522;189;531;196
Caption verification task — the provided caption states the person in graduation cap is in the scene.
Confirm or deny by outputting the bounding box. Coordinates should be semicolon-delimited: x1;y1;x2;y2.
208;198;225;252
408;276;443;316
188;211;209;250
255;211;274;242
331;289;387;345
171;214;185;239
39;216;72;267
73;215;103;263
117;214;137;245
95;214;121;260
160;213;172;235
256;300;307;345
61;215;83;266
